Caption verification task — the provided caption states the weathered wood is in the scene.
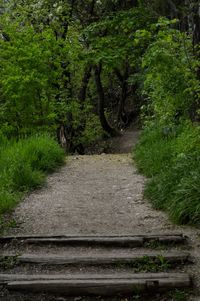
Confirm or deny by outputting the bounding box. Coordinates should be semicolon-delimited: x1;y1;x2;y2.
25;237;144;247
0;234;187;246
0;272;191;282
1;251;189;266
157;236;184;243
6;274;191;295
0;234;186;239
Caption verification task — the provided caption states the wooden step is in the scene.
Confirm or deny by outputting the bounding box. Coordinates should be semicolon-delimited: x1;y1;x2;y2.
25;236;144;247
0;272;191;282
2;273;191;295
0;234;187;247
1;251;191;266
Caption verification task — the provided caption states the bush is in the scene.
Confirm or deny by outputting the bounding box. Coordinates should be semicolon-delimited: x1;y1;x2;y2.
134;122;200;225
134;124;175;177
142;24;198;124
0;191;19;215
23;135;65;172
135;20;200;226
0;134;65;216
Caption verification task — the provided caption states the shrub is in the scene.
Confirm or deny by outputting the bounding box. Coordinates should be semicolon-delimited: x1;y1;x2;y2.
142;24;198;125
135;122;200;225
0;191;19;215
23;135;65;172
135;20;200;226
134;124;175;177
0;134;65;217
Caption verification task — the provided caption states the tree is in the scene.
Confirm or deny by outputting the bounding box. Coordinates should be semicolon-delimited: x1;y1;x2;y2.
0;0;199;150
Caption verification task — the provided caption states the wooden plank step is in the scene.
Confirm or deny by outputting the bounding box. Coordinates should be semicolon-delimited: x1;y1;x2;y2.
4;273;191;295
0;272;191;283
26;237;144;247
2;251;191;266
0;234;187;246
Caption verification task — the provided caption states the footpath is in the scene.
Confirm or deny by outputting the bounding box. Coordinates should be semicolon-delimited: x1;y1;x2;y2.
0;129;199;301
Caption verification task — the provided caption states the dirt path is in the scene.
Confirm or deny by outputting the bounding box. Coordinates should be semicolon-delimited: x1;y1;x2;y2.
4;129;200;300
9;153;172;236
7;129;173;236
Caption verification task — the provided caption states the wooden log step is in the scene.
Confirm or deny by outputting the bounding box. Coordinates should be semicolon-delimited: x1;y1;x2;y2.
25;237;144;247
0;272;192;283
4;273;191;295
2;251;191;266
0;234;187;247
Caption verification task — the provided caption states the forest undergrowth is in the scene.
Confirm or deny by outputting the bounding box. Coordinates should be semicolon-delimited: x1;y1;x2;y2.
134;122;200;225
0;133;65;225
134;22;200;226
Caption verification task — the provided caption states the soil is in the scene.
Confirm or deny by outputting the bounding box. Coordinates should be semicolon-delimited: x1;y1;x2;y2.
2;127;200;300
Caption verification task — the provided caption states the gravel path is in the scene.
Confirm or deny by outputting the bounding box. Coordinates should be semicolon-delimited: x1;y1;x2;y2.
5;129;200;300
9;153;174;236
6;129;199;238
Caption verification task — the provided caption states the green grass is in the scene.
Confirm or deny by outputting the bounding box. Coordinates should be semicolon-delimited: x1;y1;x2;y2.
167;289;194;301
0;255;19;270
116;255;170;272
134;122;200;226
134;125;175;177
0;134;65;225
134;255;170;272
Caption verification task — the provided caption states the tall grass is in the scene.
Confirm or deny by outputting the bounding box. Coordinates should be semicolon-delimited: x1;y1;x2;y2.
0;134;65;216
134;122;200;226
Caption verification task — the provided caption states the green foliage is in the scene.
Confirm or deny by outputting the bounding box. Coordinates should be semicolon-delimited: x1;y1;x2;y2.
168;289;192;301
135;122;200;225
22;135;66;172
135;16;200;226
0;22;59;133
134;255;170;272
0;0;163;146
117;255;170;272
0;134;65;217
79;113;105;145
142;23;198;124
0;5;86;141
85;7;154;69
134;124;175;177
0;218;17;236
0;255;18;270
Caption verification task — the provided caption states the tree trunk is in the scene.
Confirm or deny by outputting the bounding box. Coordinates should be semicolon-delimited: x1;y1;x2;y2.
192;1;200;81
94;64;118;136
115;66;129;128
190;1;200;120
193;1;200;47
78;65;92;105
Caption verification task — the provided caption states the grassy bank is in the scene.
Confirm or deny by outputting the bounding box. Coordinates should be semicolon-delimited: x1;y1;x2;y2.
134;122;200;226
0;133;65;223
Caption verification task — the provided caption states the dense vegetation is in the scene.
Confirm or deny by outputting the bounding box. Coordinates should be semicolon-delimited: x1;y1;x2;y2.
134;3;200;226
0;134;64;226
0;0;199;225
